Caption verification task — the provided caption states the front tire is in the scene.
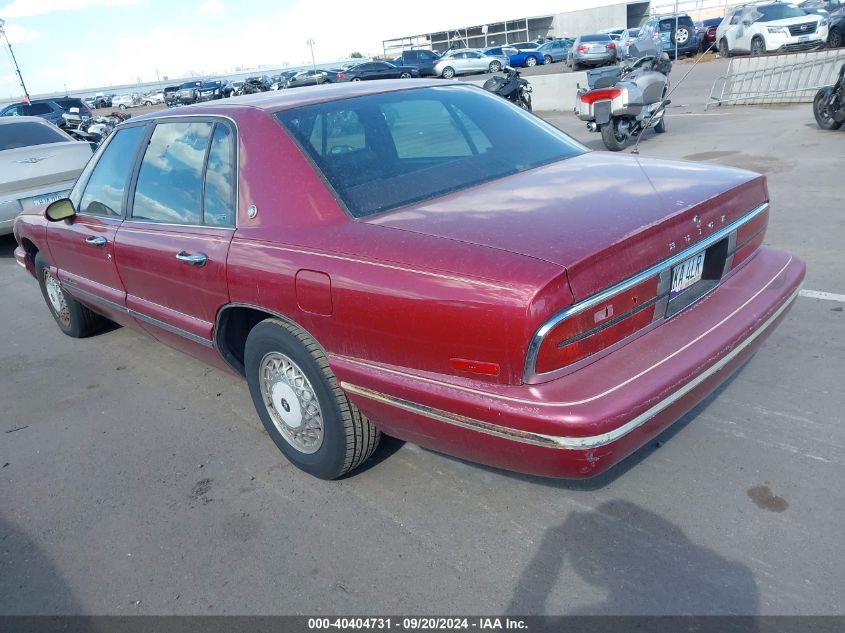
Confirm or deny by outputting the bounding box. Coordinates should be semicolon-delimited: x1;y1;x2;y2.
441;66;455;79
719;38;731;57
600;118;630;151
35;254;105;338
244;319;381;479
751;36;766;56
813;88;843;130
543;55;552;65
488;61;502;73
654;113;667;133
119;104;127;109
828;27;842;49
399;72;411;78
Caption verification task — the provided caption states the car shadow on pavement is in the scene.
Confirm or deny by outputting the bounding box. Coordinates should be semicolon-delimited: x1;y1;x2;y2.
0;234;17;258
425;366;746;490
342;434;406;479
0;515;85;616
505;499;760;616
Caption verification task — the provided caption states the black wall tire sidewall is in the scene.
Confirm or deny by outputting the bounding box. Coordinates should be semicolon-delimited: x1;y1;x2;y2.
813;89;843;130
244;321;355;479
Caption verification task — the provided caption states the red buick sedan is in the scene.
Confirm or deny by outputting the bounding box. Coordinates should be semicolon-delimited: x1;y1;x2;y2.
13;80;804;480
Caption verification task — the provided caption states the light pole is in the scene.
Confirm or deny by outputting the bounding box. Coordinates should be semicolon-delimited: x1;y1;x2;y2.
307;38;316;71
0;17;31;102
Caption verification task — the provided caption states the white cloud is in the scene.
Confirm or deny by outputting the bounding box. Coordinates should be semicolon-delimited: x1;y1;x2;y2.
0;0;139;19
0;22;38;44
198;0;224;14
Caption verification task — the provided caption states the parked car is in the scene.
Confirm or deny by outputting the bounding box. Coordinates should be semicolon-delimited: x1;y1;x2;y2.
504;45;547;68
284;69;341;88
85;94;111;109
142;90;165;106
270;72;298;90
536;38;574;64
195;80;232;102
111;94;139;110
12;80;804;481
717;2;828;55
566;34;618;70
391;49;440;77
163;85;181;107
242;75;272;94
829;7;845;46
230;80;245;96
435;49;509;78
175;81;203;105
695;17;723;51
338;61;419;81
639;14;700;58
1;98;93;126
0;116;93;235
507;41;540;49
618;28;642;57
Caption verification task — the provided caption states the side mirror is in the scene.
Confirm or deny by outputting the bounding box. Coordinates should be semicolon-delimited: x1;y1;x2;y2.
45;198;76;222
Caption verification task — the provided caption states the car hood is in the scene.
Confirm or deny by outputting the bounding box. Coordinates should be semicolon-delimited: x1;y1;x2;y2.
366;152;768;299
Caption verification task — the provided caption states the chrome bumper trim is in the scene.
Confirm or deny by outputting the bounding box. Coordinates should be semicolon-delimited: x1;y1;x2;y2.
341;286;799;451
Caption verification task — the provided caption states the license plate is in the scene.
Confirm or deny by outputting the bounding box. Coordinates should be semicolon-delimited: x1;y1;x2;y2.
670;252;705;298
799;35;810;42
30;191;66;207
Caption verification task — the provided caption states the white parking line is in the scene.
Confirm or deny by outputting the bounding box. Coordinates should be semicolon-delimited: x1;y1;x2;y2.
799;289;845;303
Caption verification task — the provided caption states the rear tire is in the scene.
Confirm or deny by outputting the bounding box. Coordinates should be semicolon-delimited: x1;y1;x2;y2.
119;104;127;109
244;318;381;480
525;55;538;67
600;118;630;151
399;72;411;78
654;114;667;133
813;88;843;130
35;254;105;338
488;61;502;73
543;55;552;65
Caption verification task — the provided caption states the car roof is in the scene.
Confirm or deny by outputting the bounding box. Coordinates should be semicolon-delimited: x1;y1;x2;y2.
129;79;456;121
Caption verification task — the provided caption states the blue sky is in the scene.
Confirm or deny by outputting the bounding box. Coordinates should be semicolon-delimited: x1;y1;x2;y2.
0;0;603;98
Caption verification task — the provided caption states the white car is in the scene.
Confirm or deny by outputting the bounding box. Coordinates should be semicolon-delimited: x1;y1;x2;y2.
0;117;93;235
142;90;164;105
110;94;139;110
433;48;509;78
717;2;828;55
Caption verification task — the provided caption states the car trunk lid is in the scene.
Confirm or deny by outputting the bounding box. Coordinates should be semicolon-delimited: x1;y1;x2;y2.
367;152;768;300
0;141;92;198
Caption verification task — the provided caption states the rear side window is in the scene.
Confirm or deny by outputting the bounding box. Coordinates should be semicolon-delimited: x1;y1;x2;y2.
659;17;694;30
203;124;236;227
277;86;583;218
27;103;54;115
132;122;213;225
0;121;68;150
77;126;146;217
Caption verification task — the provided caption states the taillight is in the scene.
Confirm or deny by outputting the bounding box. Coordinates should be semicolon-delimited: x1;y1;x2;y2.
606;42;616;49
337;73;346;79
533;276;659;374
730;206;768;269
579;87;622;104
577;44;589;51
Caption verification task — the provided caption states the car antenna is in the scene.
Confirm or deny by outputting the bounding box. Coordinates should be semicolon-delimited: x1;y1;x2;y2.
632;5;762;155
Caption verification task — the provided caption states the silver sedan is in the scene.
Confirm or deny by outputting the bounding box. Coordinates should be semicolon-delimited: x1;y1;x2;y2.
433;49;509;78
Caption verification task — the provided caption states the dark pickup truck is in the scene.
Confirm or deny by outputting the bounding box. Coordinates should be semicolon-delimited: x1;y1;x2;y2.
390;49;440;77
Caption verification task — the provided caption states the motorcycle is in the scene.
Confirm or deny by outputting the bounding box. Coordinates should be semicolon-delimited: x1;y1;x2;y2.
61;108;129;147
482;66;533;111
575;39;672;151
813;63;844;131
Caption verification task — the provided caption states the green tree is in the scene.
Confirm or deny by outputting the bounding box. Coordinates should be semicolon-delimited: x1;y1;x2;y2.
350;51;364;58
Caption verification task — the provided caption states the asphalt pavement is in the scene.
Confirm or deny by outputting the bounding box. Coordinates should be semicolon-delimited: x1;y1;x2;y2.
1;61;843;616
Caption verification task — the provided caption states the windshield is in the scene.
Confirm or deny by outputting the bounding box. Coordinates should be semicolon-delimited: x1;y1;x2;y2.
757;3;808;20
581;34;612;42
276;85;584;218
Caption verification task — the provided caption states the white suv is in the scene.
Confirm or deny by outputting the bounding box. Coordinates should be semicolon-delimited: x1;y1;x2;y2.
717;2;828;55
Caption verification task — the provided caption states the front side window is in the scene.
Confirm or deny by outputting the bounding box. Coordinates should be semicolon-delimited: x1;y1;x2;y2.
27;103;54;115
277;85;584;218
77;126;146;217
132;122;213;224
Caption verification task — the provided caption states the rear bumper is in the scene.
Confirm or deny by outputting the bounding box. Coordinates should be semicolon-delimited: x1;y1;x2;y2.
333;246;804;478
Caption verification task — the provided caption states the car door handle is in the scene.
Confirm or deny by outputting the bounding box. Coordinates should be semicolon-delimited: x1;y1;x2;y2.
175;251;208;267
85;236;108;247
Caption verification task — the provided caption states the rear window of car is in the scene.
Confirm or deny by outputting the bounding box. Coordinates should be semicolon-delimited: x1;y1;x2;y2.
276;85;584;218
659;16;695;30
581;34;612;42
703;17;723;26
0;121;68;151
